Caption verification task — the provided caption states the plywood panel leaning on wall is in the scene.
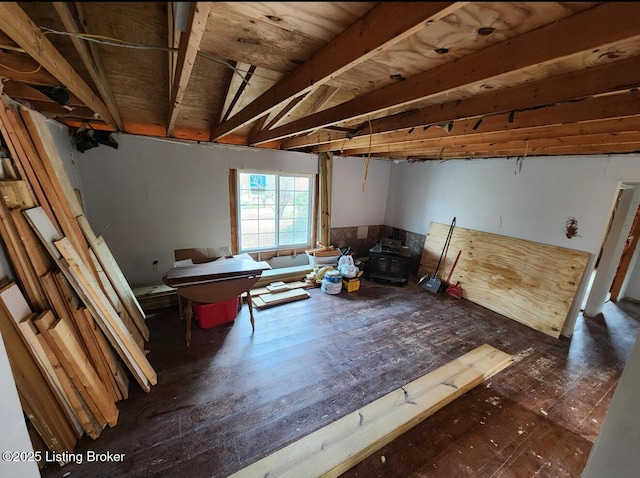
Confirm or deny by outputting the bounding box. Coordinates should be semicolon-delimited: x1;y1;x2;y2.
419;222;590;338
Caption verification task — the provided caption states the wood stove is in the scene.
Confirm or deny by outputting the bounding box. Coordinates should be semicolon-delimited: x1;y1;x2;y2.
368;238;411;285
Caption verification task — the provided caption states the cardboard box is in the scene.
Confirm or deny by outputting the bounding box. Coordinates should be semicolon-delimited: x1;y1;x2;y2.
192;297;239;329
342;278;360;292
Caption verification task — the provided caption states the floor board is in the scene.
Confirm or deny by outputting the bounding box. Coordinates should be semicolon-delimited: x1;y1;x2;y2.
39;279;640;477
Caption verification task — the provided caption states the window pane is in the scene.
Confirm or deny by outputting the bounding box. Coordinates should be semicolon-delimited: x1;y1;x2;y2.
294;176;309;189
239;171;313;252
280;176;294;191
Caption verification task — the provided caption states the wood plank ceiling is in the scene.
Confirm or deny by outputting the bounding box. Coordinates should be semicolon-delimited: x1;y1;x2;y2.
1;2;639;161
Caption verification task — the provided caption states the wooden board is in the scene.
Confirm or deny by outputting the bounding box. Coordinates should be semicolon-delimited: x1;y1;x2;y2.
77;215;149;341
251;288;310;309
0;182;48;310
229;344;512;478
0;295;77;454
44;312;119;427
16;313;84;439
0;179;36;209
133;283;178;311
24;206;154;391
418;222;590;338
249;280;310;297
0;282;82;438
267;282;289;292
34;325;103;440
41;270;121;402
55;236;156;390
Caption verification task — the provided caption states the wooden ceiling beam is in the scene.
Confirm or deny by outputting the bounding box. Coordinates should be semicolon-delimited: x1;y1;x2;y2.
220;64;257;123
396;140;640;161
2;80;83;106
319;90;640;153
255;2;640;145
167;2;211;137
0;51;61;86
260;93;309;133
0;2;116;127
363;58;640;140
339;116;640;156
211;2;467;141
167;2;180;98
54;2;123;131
282;53;640;151
20;98;99;120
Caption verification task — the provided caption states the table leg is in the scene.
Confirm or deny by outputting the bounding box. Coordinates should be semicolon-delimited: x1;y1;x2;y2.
246;290;255;332
183;298;192;346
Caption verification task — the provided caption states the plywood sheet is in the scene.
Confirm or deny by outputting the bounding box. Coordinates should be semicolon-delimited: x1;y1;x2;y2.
418;222;590;338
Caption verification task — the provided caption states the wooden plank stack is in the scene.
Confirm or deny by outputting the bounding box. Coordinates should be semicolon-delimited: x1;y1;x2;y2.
0;94;156;458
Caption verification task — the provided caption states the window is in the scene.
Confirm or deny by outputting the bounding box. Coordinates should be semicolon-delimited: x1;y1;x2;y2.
237;170;314;252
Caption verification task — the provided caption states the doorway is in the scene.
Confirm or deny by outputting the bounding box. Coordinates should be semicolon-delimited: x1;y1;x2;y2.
583;183;640;317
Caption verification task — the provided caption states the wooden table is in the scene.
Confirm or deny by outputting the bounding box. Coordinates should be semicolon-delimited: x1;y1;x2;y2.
162;256;270;346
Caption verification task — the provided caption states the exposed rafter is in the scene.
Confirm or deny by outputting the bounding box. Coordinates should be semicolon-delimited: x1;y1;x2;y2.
53;2;124;131
0;2;116;127
316;91;640;154
258;93;308;134
253;2;640;145
281;54;640;152
328;92;640;155
251;86;342;142
167;2;180;98
211;2;467;141
220;64;257;123
167;2;211;137
2;2;640;161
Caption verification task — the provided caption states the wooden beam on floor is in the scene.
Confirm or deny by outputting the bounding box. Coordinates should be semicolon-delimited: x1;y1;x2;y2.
229;344;512;478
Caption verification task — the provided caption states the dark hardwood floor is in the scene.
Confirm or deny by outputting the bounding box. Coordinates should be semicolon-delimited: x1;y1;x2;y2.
39;278;640;478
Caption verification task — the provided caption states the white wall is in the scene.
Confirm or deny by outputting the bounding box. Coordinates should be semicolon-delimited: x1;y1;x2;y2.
331;156;390;228
74;135;392;287
385;154;640;332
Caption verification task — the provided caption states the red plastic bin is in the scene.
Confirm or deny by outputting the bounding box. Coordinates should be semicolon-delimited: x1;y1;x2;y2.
192;297;240;329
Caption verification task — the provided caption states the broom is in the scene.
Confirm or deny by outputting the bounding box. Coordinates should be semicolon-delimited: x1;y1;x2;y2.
419;217;456;292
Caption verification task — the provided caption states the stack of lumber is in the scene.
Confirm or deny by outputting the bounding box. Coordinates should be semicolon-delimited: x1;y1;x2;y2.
0;94;156;458
250;281;311;308
305;242;342;259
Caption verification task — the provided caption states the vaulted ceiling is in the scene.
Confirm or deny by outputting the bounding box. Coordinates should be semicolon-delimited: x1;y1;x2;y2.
1;2;639;161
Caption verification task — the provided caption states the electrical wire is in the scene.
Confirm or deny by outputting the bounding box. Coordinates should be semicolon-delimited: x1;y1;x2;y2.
0;62;42;75
40;26;252;86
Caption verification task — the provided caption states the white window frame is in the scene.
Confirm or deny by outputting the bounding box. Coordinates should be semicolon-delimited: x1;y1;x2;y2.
236;169;315;253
